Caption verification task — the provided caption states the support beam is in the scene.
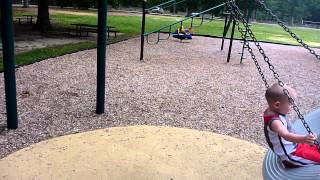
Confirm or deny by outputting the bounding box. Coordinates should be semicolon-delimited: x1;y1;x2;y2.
140;0;147;61
221;13;232;51
227;19;236;63
0;0;18;129
96;0;108;114
240;1;251;64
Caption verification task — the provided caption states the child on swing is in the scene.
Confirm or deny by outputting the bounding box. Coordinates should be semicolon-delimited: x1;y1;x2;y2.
263;83;320;168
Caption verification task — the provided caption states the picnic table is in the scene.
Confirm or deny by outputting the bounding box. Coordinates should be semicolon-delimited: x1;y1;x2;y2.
69;23;118;38
17;15;34;25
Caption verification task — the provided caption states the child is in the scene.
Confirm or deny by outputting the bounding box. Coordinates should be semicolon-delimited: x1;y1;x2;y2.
264;83;320;168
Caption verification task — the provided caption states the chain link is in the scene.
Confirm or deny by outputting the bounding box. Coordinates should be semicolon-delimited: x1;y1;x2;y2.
235;20;269;88
226;1;320;150
255;0;320;61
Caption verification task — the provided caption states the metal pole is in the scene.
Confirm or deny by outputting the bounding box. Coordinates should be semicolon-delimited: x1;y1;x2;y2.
1;0;18;129
221;13;229;51
227;18;236;63
140;0;146;61
96;0;107;114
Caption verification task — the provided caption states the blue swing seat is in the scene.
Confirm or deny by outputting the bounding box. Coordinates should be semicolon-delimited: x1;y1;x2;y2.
172;28;192;40
172;33;192;40
263;107;320;180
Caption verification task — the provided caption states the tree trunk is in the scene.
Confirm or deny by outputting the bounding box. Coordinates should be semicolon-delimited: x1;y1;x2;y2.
255;9;257;21
173;0;176;14
186;7;195;17
22;0;29;8
291;16;294;26
35;0;51;33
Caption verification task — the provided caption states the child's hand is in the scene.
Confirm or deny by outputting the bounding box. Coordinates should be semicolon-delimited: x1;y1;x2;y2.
304;133;317;145
314;133;318;140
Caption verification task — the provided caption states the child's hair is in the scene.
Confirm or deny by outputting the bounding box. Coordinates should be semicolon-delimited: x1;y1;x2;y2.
265;83;288;105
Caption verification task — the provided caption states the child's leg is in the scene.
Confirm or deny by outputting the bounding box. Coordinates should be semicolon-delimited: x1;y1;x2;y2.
292;144;320;163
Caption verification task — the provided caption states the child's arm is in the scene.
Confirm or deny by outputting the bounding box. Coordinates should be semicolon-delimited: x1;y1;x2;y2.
270;120;316;145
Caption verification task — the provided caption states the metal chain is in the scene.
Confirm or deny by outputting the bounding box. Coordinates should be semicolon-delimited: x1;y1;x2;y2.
226;1;320;149
254;0;320;61
233;18;269;88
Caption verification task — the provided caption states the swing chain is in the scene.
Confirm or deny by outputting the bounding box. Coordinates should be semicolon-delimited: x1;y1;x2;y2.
254;0;320;61
226;1;278;88
226;1;320;149
146;32;161;45
233;17;269;88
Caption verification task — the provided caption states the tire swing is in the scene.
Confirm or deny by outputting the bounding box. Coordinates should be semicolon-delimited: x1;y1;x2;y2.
263;108;320;180
225;1;320;179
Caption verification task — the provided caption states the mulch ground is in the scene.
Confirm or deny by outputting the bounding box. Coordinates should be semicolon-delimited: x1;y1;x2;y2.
0;36;319;159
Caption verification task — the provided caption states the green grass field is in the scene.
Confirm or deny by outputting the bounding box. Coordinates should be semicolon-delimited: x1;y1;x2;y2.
53;13;320;47
1;8;318;72
14;8;320;47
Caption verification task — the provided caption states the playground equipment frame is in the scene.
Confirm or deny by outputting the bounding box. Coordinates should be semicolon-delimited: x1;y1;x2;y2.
0;0;109;129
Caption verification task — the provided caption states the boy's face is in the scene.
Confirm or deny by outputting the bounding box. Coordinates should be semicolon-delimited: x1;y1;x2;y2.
271;87;297;115
272;99;292;115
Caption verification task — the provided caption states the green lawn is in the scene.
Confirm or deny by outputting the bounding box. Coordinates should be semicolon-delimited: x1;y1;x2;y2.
0;41;96;72
13;8;320;47
1;8;318;72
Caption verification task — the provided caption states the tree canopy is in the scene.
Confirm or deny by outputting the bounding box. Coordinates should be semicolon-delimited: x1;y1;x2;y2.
264;0;320;24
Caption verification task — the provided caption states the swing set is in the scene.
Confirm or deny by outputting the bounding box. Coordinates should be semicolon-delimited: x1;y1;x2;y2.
140;1;250;63
1;0;319;178
140;0;320;178
226;1;320;179
140;2;227;60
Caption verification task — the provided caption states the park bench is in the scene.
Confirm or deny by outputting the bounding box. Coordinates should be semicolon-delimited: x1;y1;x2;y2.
68;23;119;38
16;15;34;25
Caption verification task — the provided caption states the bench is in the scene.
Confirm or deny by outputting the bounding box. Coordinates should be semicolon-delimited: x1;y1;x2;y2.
16;15;34;25
84;27;119;38
68;24;119;38
107;29;119;38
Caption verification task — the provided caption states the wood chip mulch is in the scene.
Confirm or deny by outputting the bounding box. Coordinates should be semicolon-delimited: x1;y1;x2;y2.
0;36;319;159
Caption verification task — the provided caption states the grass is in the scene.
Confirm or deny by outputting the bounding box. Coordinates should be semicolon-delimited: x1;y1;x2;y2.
2;8;319;71
0;41;96;72
14;8;320;46
49;11;320;47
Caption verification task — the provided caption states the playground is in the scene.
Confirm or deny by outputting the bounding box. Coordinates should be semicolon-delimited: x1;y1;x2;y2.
1;36;320;178
1;0;320;179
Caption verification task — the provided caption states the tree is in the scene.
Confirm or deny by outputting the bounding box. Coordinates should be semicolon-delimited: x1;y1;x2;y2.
286;0;308;25
22;0;30;8
35;0;51;33
264;0;310;25
306;0;320;21
185;0;199;16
